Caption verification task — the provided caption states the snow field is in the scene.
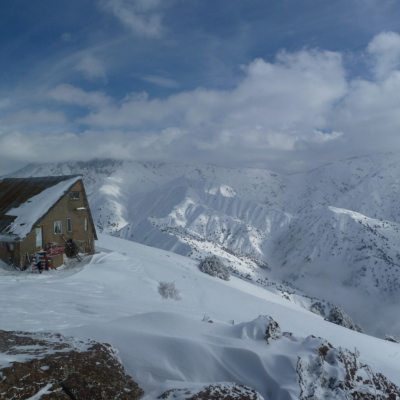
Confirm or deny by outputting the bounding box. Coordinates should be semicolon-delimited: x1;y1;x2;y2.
1;234;400;398
14;156;400;339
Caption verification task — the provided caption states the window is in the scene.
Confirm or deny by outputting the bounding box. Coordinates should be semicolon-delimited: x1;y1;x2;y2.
69;191;79;200
67;218;72;233
84;218;88;232
35;227;42;249
54;221;62;234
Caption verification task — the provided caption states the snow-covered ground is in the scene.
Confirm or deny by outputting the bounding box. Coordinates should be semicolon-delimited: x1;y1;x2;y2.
1;234;400;398
9;155;400;338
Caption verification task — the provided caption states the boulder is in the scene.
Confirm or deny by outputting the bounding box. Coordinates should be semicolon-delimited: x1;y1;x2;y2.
0;330;144;400
265;316;282;343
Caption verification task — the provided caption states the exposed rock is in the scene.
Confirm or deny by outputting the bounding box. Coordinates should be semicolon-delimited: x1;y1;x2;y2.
237;315;400;399
158;383;264;400
265;316;282;343
0;330;144;400
385;334;400;344
325;306;364;333
297;336;400;399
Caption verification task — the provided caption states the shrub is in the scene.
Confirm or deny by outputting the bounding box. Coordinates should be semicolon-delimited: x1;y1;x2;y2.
198;255;230;281
202;314;213;323
325;306;364;333
158;281;181;300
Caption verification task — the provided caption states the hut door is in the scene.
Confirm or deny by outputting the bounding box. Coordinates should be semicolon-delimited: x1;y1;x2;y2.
35;227;43;250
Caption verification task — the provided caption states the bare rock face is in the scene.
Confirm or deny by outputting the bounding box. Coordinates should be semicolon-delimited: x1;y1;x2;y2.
264;316;282;343
158;383;264;400
0;330;144;400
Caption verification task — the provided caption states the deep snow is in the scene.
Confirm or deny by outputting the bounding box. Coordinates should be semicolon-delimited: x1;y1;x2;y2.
1;234;400;399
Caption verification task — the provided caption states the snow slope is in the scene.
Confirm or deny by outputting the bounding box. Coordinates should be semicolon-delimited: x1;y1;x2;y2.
273;206;400;294
8;153;400;337
1;234;400;399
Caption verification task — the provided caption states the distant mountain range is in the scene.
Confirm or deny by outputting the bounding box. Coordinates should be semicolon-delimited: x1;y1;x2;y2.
8;153;400;337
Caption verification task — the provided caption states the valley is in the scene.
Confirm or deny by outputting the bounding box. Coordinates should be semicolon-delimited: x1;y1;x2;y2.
9;153;400;337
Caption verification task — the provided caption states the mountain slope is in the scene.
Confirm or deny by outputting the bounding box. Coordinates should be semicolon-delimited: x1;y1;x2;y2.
7;153;400;337
3;234;400;399
273;206;400;296
11;160;293;274
287;154;400;220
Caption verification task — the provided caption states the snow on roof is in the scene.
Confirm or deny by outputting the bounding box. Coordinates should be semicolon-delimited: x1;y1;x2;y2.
0;176;81;241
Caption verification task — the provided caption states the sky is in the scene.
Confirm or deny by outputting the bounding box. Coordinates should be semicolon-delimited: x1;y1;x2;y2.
2;0;400;175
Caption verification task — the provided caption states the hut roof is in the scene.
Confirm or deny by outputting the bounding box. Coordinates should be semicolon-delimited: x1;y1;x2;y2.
0;176;82;241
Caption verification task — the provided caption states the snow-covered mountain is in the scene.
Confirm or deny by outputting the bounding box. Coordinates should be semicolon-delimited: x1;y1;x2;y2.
10;160;294;273
8;153;400;337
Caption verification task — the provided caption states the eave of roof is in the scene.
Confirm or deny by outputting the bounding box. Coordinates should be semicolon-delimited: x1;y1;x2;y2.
79;179;98;241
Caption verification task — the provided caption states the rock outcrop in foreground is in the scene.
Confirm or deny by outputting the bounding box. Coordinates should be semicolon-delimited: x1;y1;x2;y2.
0;330;144;400
158;383;264;400
297;337;400;399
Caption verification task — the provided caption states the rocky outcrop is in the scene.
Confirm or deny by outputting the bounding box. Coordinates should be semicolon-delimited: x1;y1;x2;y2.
264;316;282;343
385;334;400;344
296;336;400;399
0;330;144;400
158;383;264;400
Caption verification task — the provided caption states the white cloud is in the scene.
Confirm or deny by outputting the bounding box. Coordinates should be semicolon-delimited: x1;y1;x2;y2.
99;0;163;37
5;109;66;125
75;55;107;81
312;130;344;143
61;33;72;42
133;0;162;12
141;75;179;88
159;127;186;145
78;48;347;156
73;34;400;171
328;33;400;156
0;98;10;109
6;31;400;175
0;128;183;169
47;84;112;109
367;32;400;80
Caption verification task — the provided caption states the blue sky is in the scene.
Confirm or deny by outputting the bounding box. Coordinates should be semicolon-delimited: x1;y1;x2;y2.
2;0;400;174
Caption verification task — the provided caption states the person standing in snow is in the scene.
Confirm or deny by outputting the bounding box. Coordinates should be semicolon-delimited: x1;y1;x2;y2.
35;251;43;273
44;255;50;271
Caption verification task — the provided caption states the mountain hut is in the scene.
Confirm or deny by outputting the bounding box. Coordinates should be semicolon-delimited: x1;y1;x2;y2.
0;176;97;269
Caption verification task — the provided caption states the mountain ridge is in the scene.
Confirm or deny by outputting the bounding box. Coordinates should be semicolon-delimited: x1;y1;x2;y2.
6;153;400;337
